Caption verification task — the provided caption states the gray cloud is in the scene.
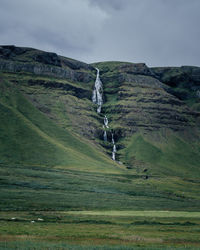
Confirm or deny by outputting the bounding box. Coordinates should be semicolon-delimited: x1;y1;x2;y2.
0;0;199;66
89;0;131;11
0;0;108;59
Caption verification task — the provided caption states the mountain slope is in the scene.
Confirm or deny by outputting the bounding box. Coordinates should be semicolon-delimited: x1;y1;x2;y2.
92;61;200;177
0;76;121;173
0;45;200;211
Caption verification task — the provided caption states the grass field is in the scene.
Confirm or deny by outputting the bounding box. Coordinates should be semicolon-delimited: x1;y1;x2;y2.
65;210;200;218
0;210;200;249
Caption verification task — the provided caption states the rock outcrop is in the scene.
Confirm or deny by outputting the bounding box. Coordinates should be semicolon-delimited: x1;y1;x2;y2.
0;45;94;83
28;79;91;99
95;62;200;140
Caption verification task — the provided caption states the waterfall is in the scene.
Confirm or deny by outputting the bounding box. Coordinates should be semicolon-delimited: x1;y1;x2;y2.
104;115;109;128
113;144;117;153
103;131;107;142
112;144;117;161
112;152;115;161
92;68;103;113
111;132;117;160
111;133;115;144
92;68;118;161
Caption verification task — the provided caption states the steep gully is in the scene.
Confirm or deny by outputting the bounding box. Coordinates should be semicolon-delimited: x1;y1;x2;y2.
92;68;117;160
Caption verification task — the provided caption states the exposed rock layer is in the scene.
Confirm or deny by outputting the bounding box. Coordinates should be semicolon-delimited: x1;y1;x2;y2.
0;45;200;145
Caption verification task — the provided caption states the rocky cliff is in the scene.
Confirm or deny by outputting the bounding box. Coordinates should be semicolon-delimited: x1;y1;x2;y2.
0;45;95;83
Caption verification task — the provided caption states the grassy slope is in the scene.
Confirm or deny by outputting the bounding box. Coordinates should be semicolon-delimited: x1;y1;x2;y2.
122;132;200;178
0;75;121;173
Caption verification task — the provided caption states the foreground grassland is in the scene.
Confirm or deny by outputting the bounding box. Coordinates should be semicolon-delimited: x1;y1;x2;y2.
0;211;200;249
1;163;200;248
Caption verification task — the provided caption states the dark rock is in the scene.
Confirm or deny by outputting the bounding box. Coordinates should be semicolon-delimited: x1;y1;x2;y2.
0;59;93;83
0;46;95;83
99;142;113;150
28;79;91;99
151;66;200;87
62;57;95;71
0;45;27;59
126;166;133;169
119;63;155;77
34;52;61;67
111;128;123;141
75;71;93;82
181;66;200;83
95;128;105;140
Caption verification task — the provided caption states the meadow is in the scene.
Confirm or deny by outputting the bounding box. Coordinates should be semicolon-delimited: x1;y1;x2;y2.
0;210;200;249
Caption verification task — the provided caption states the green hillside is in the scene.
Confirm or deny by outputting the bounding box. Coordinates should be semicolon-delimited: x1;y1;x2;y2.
0;46;200;210
0;76;121;173
0;46;200;248
122;132;200;178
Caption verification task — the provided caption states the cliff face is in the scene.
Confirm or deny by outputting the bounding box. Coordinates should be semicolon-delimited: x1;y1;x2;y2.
94;62;200;136
151;66;200;109
0;45;200;176
0;45;95;83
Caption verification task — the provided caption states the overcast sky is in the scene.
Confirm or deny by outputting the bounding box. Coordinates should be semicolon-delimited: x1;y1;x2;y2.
0;0;200;66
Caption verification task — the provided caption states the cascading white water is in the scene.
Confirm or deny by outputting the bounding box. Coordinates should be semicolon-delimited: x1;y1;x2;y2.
111;133;115;144
92;68;103;113
111;133;117;160
103;130;107;142
104;115;109;128
112;142;117;161
113;144;117;153
92;68;117;161
112;152;115;161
